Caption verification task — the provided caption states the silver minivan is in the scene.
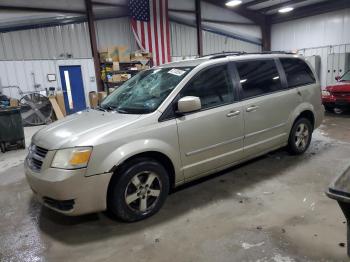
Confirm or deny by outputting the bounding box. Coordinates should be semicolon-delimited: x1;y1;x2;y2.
25;53;324;221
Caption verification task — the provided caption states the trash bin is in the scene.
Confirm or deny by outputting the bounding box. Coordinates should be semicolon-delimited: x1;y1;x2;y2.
0;107;25;153
326;166;350;257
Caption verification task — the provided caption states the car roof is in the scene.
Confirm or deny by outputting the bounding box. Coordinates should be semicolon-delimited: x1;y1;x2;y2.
158;53;302;68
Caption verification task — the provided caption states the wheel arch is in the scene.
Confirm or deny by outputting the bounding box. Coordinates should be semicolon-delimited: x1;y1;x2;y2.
294;110;315;130
107;150;177;196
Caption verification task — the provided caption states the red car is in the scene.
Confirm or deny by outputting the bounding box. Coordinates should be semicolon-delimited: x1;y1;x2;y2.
322;70;350;113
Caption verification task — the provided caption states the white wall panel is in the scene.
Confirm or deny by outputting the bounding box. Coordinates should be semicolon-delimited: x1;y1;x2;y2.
272;8;350;51
0;59;97;107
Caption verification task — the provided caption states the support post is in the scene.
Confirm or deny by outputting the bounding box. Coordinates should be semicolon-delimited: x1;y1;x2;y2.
261;17;271;51
85;0;103;92
195;0;203;57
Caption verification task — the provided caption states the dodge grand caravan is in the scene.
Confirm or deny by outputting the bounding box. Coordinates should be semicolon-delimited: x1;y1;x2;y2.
25;53;324;221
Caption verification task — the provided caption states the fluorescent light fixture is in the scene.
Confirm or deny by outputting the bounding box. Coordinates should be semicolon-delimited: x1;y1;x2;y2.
278;7;294;13
225;0;242;7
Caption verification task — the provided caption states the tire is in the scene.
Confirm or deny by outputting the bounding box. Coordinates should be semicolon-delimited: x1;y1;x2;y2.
0;143;6;153
107;158;170;222
288;118;313;155
324;106;334;113
334;108;343;114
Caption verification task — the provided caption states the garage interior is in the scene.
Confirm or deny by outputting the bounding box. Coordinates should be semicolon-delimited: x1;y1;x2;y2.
1;0;350;261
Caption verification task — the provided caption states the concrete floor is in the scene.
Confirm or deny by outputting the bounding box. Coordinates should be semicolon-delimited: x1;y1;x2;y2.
1;113;350;262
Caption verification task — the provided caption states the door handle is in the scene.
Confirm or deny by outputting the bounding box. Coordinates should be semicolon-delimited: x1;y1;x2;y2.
226;110;240;117
246;105;259;112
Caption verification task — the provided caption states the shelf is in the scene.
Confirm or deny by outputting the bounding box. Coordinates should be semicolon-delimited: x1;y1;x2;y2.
101;61;149;65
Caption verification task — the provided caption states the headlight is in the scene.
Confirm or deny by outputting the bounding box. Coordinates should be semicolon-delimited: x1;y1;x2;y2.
322;90;331;96
51;147;92;169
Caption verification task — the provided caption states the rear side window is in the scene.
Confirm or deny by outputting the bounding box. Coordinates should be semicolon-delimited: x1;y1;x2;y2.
236;59;282;99
180;64;234;110
280;58;316;88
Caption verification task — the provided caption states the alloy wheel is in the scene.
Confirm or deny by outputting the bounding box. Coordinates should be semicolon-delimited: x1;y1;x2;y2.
294;123;310;151
124;171;162;213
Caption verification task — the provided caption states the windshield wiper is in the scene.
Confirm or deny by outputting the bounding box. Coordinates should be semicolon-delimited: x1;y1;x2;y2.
96;106;107;112
116;108;130;114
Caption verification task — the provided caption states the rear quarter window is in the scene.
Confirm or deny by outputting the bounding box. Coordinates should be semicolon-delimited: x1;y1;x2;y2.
280;58;316;88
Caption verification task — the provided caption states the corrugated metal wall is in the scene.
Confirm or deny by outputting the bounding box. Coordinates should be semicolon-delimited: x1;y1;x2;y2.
170;22;261;59
271;8;350;89
0;17;138;60
202;30;261;55
170;22;197;57
0;23;92;60
95;17;138;52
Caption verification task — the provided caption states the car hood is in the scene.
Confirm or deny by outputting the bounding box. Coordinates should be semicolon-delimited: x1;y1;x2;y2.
326;81;350;93
32;109;142;150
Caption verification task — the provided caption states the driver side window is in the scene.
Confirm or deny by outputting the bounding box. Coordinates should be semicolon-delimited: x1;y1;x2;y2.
180;64;234;110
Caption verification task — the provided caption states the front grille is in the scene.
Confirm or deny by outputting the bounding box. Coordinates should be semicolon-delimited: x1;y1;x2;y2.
27;144;48;171
333;92;350;98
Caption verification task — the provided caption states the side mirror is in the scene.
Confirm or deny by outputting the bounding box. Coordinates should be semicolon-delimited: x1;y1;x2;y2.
177;96;201;114
335;76;341;81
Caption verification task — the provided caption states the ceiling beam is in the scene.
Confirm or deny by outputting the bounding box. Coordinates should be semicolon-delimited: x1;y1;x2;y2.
241;0;270;8
204;0;265;24
257;0;308;14
168;9;196;14
91;1;127;8
0;5;86;14
202;18;255;26
270;0;350;24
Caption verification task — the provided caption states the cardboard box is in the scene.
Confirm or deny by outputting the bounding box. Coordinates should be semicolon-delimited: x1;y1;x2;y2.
111;74;122;83
9;98;18;107
98;92;107;104
89;91;98;108
112;62;120;71
108;46;130;62
120;74;131;81
55;92;66;116
99;48;109;63
49;96;64;120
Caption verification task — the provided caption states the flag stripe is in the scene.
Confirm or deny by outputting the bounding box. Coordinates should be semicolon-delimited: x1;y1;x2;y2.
165;0;171;62
159;0;165;64
131;0;170;66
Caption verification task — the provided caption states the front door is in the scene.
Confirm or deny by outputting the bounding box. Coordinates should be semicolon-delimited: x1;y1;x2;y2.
59;65;86;114
234;59;300;157
176;64;244;179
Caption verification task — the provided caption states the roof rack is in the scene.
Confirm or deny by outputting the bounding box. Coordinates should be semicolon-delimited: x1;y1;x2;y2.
204;51;297;59
205;51;247;59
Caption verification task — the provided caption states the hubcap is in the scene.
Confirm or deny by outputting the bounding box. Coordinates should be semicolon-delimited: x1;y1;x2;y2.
294;123;309;151
124;171;162;213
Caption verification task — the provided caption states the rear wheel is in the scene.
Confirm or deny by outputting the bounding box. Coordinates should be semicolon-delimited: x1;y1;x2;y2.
108;158;169;222
288;118;312;155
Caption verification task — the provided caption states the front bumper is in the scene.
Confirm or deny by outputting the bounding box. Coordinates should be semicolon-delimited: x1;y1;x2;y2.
323;95;350;108
25;159;113;216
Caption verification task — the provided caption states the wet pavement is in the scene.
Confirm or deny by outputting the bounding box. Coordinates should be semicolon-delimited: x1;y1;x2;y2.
1;113;350;262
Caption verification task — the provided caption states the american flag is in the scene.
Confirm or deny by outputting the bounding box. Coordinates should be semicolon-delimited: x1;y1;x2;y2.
129;0;171;66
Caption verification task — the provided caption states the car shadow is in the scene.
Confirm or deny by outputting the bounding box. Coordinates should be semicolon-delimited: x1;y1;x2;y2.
36;138;332;245
325;111;350;118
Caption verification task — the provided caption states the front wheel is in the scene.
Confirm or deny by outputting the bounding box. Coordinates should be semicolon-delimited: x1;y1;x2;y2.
288;118;312;155
107;158;169;222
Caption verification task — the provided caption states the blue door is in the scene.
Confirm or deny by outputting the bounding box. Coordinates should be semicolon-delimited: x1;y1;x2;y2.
59;65;86;114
